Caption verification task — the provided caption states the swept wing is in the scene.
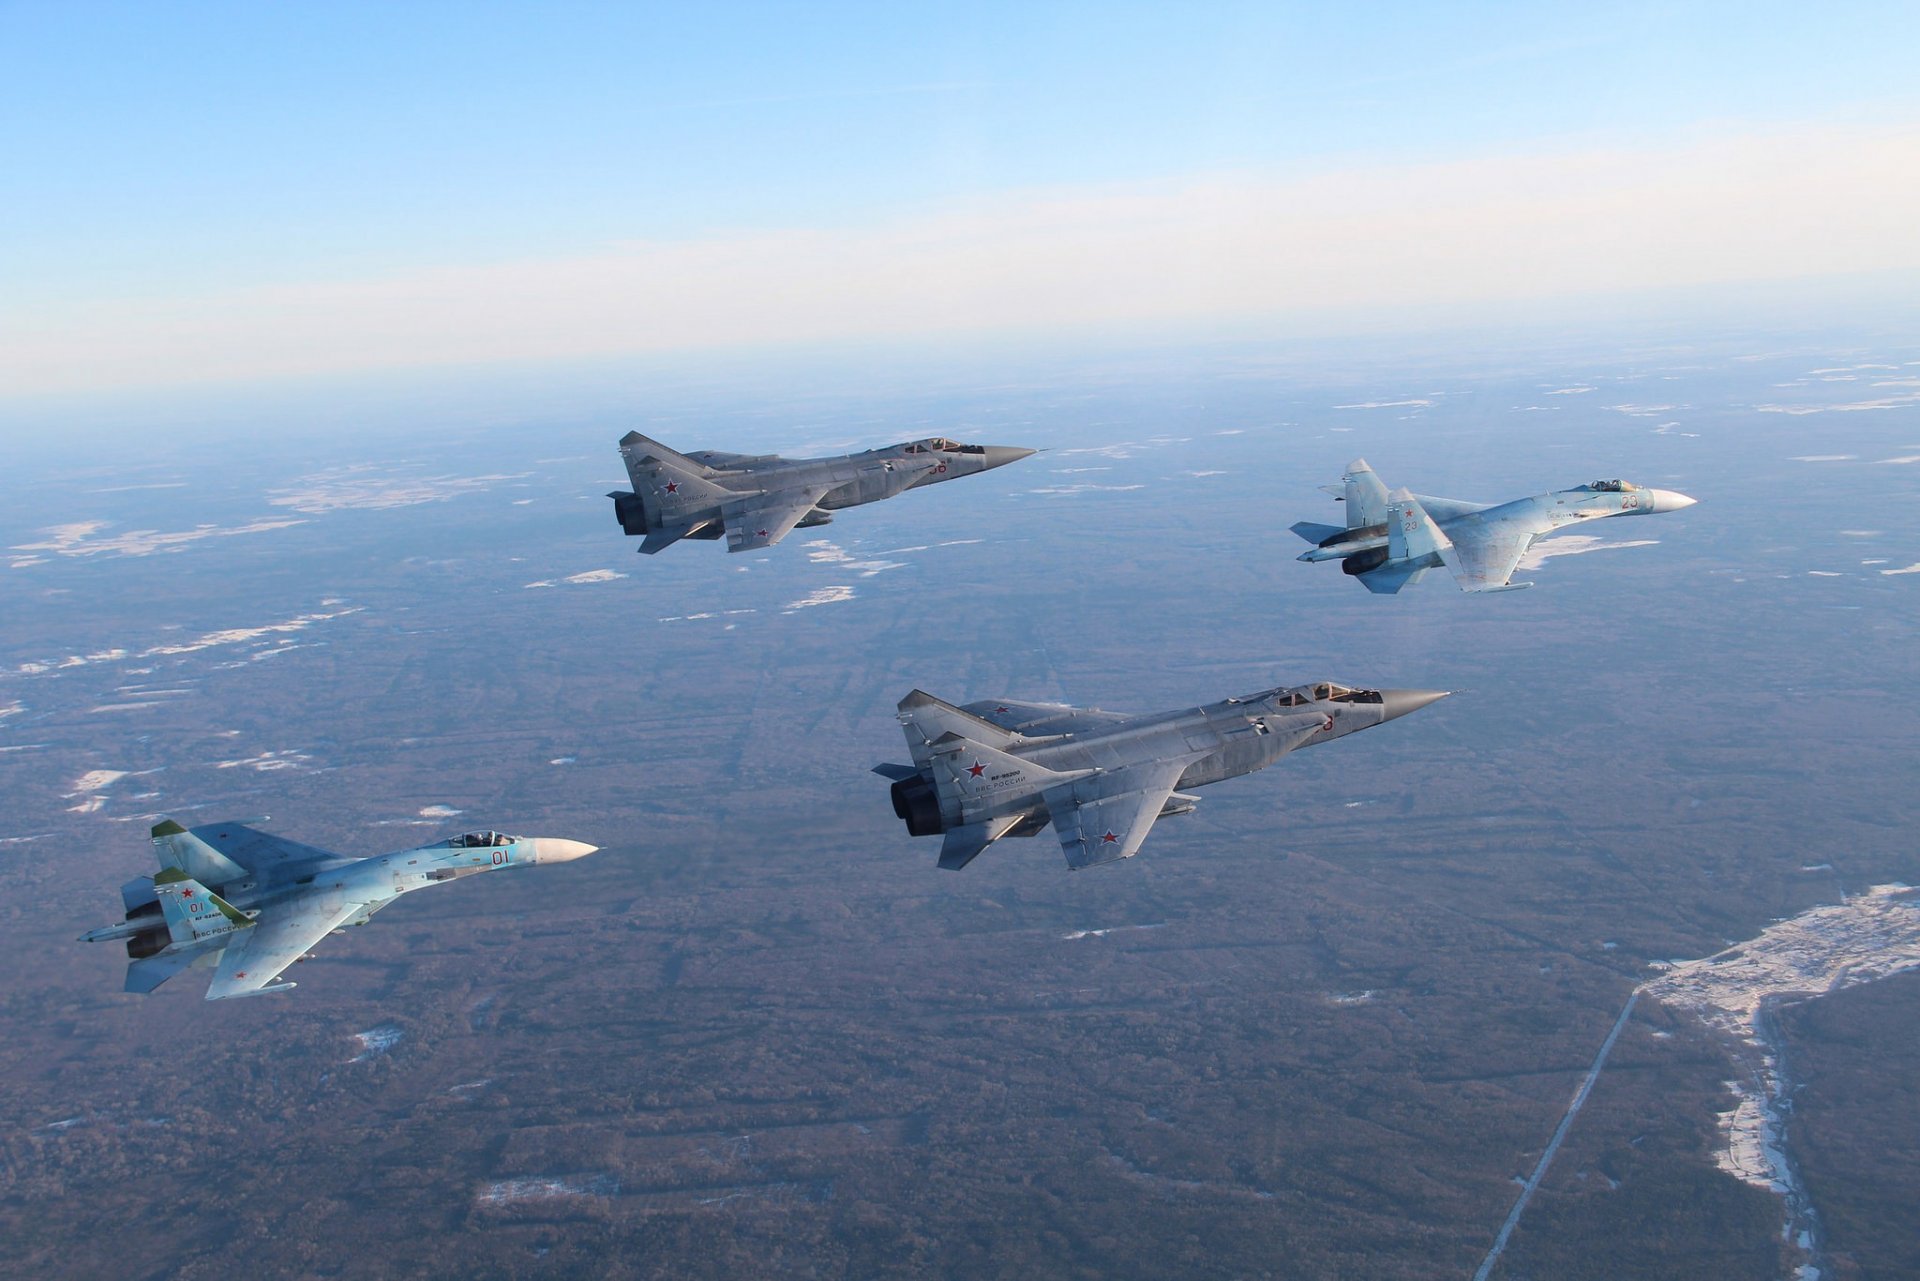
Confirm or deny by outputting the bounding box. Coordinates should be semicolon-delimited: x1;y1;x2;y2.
1445;518;1539;592
205;895;368;999
722;487;835;553
188;822;340;874
1043;756;1203;871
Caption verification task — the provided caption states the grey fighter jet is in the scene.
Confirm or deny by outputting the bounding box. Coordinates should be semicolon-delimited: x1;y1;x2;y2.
875;681;1448;871
1292;459;1697;593
80;820;598;999
609;431;1036;554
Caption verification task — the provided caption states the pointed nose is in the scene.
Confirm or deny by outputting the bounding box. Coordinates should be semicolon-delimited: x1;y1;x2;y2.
1646;489;1697;513
527;838;598;863
979;446;1037;470
1378;689;1450;722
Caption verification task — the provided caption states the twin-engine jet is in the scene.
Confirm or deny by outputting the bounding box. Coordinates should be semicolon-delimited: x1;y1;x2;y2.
1293;459;1697;593
875;681;1448;871
609;431;1036;554
79;820;597;999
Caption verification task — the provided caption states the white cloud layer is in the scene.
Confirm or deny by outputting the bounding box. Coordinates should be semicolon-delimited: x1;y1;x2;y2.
6;120;1918;396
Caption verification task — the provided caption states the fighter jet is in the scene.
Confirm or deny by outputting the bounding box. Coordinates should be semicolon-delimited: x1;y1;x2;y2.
875;681;1448;870
79;819;598;999
609;431;1036;554
1292;459;1697;593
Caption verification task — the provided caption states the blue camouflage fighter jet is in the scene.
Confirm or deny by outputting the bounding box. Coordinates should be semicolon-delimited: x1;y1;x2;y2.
80;820;598;999
1293;458;1697;594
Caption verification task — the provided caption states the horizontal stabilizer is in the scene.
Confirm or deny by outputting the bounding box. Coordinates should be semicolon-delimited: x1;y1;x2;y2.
638;523;703;554
1290;521;1345;545
937;815;1026;871
1358;564;1430;594
872;762;921;782
124;943;222;995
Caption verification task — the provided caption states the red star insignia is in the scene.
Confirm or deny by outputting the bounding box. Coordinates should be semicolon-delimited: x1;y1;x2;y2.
967;761;985;778
995;706;1010;714
235;971;247;979
1101;831;1120;844
181;888;195;897
756;529;770;538
663;481;679;494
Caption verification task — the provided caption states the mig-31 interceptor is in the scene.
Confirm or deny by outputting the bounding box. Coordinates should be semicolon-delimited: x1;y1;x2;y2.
609;430;1036;554
80;820;598;999
875;680;1447;871
1293;458;1696;594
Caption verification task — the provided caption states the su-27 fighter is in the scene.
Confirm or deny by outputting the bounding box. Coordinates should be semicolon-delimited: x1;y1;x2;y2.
1292;459;1697;593
79;820;598;999
874;681;1448;871
610;431;1036;554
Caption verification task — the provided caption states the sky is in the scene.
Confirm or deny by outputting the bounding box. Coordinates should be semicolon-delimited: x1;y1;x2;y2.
3;1;1919;405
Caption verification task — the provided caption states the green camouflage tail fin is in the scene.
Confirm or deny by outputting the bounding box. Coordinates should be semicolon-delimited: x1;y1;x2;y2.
151;819;248;886
152;869;251;946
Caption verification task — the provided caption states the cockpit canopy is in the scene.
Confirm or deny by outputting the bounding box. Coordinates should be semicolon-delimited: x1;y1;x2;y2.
449;831;516;848
904;437;986;455
1586;479;1641;492
1257;682;1384;707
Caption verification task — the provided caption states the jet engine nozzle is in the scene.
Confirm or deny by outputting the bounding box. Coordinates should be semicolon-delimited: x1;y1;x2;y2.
890;774;944;836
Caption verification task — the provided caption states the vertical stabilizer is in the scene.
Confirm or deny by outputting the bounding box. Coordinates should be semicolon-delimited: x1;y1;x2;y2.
153;869;252;946
924;732;1088;827
896;689;1023;767
1386;488;1456;567
151;820;248;886
1344;459;1391;529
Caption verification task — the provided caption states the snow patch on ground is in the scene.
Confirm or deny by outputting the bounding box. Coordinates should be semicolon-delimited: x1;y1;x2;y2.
802;539;907;577
9;517;306;565
419;805;463;818
526;569;627;587
782;586;855;612
348;1026;404;1062
1334;399;1432;409
270;467;527;513
1642;883;1920;1273
477;1174;620;1205
215;750;314;772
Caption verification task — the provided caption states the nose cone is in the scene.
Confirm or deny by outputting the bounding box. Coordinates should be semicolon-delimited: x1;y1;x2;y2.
527;838;598;864
979;445;1037;470
1646;489;1697;513
1378;689;1450;722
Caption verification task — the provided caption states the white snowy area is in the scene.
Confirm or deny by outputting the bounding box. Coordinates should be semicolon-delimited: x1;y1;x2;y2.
9;517;306;566
477;1174;619;1205
348;1026;404;1062
524;568;627;587
269;468;527;513
1643;884;1920;1193
782;585;855;612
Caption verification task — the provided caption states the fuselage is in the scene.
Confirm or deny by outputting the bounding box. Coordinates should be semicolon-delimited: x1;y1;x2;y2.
892;682;1446;836
84;831;596;957
1299;481;1692;564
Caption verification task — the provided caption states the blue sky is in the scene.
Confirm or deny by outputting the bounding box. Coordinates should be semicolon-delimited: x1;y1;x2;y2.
4;1;1918;399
